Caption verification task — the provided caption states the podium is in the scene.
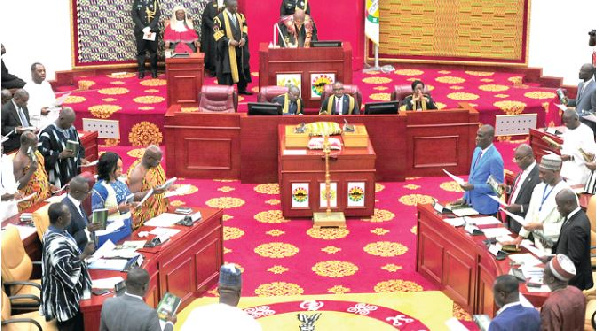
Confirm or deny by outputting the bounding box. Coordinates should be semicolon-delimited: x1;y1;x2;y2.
259;43;352;109
165;53;205;107
278;124;375;218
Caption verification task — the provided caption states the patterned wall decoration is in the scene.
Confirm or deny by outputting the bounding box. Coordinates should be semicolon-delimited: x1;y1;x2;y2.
72;0;209;67
376;0;528;64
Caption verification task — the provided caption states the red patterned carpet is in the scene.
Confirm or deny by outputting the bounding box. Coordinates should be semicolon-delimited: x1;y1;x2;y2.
62;68;561;146
106;139;525;327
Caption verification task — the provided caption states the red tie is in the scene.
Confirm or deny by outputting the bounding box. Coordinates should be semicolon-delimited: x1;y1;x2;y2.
509;173;522;203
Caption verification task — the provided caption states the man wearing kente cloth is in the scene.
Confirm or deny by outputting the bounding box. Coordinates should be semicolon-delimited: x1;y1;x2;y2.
271;85;303;115
12;131;52;211
280;0;310;16
320;82;359;115
127;145;168;229
131;0;161;78
277;8;317;48
400;80;436;111
201;0;226;76
213;0;252;95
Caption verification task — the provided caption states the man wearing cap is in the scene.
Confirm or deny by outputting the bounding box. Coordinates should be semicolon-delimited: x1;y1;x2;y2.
181;264;261;331
100;268;176;331
541;254;586;330
502;154;569;253
450;124;505;215
559;109;595;186
489;275;541;331
554;189;593;291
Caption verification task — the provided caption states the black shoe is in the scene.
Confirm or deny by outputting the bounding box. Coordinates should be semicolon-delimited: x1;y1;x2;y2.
151;70;158;78
138;72;145;79
239;90;252;95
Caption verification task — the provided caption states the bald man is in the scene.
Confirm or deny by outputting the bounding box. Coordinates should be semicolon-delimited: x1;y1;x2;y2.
559;109;595;186
271;85;303;115
13;131;52;211
127;145;168;229
38;107;87;187
1;89;12;106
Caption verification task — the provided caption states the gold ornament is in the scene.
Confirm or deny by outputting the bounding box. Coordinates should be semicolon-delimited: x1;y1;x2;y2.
363;241;408;257
465;70;494;76
224;247;232;254
254;242;299;258
403;184;420;190
268;265;289;274
110;81;126;85
411;225;417;234
494;94;509;99
205;197;245;208
89;105;122;118
218;186;236;192
493;100;527;115
435;102;447;109
127;148;146;158
362;76;392;84
254;210;289;223
253;184;280;194
478;84;509;92
140;78;167;86
362;208;395;223
144;89;160;93
134;96;165;104
381;264;403;272
266;229;285;237
374;279;423;292
375;183;385;192
312;261;358;277
449;85;464;90
328;285;350;294
438;70;451;74
306;227;349;239
524;91;556;99
371;228;390;236
128;121;163;146
98;87;129;95
373;86;388;91
440;181;464;192
213;178;238;182
399;194;434;206
435;76;465;84
102;98;117;102
453;302;473;321
169;200;185;207
255;282;304;297
251;72;259;77
63;95;87;104
181;107;198;113
480;78;495;83
171;184;198;196
447;92;480;101
321;246;341;254
223;215;234;221
265;199;281;206
223;226;245;240
100;138;119;147
107;72;136;78
394;69;424;76
369;92;390;101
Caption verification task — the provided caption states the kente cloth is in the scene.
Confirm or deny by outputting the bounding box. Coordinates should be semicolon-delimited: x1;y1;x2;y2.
127;160;168;229
540;285;586;331
17;151;51;212
38;123;85;188
164;22;198;53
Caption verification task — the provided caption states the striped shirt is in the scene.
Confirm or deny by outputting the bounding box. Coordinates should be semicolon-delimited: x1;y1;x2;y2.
38;123;84;187
41;225;91;322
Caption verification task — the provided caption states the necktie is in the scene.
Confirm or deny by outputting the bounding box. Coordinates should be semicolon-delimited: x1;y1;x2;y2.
336;97;343;115
17;107;29;127
230;13;237;27
473;151;482;169
509;173;522;204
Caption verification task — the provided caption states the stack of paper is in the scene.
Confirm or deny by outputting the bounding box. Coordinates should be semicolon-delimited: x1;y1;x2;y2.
165;184;192;198
444;217;466;227
149;227;181;242
508;254;541;266
481;227;512;239
464;216;501;225
92;277;124;289
88;259;129;271
452;207;479;217
144;213;185;227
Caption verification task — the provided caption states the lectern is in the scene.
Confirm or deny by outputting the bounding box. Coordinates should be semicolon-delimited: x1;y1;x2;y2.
165;53;205;107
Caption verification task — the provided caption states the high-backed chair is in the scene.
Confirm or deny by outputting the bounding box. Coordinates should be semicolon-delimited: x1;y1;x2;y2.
391;84;431;103
257;85;288;103
1;290;55;331
588;195;596;268
32;205;50;241
198;85;237;113
321;84;363;113
1;225;41;308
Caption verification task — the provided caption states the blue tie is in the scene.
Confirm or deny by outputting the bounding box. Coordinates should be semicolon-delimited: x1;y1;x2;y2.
473;151;482;170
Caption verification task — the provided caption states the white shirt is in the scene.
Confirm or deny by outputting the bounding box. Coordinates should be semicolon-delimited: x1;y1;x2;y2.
520;180;570;251
23;80;57;129
566;206;582;223
1;153;19;221
581;79;593;95
496;301;521;316
181;303;262;331
228;12;237;26
560;123;595;186
510;162;537;204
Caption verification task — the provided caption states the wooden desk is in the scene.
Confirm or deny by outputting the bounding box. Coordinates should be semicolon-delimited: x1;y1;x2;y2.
79;130;99;163
259;43;353;109
165;53;205;107
278;125;376;218
528;127;564;163
80;207;223;331
417;204;550;316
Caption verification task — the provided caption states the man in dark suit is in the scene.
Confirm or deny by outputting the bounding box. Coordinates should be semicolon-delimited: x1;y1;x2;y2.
504;144;540;233
554;189;593;291
451;124;505;215
568;63;596;134
131;0;161;78
201;0;225;76
320;82;359;115
489;275;541;331
272;85;303;115
64;176;100;252
100;268;176;331
1;44;25;89
1;89;31;153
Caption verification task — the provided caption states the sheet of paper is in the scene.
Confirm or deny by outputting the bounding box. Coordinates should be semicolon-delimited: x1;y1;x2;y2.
486;194;508;207
508;253;542;266
138;189;154;206
500;208;527;225
582;114;596;123
520;242;546;258
88;240;116;261
481;227;512;239
79;160;99;168
164;184;192;198
15;193;36;203
144;213;184;227
442;168;465;185
555;103;568;111
87;259;129;271
143;32;157;41
464;215;501;225
121;240;147;249
283;149;308;155
149;227;181;239
526;284;551;293
451;207;479;217
156;177;177;191
443;217;466;227
92;276;124;289
521;266;544;279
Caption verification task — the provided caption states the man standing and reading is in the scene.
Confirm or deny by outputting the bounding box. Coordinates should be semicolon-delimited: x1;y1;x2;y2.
127;145;168;229
38;107;86;188
213;0;252;95
100;268;176;331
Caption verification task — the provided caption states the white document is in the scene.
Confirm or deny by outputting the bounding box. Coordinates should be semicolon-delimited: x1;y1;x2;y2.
164;184;191;198
500;207;527;226
520;242;546;258
526;284;551;293
79;160;99;168
156;177;177;191
283;149;308;155
464;215;501;225
452;207;479;217
481;227;512;239
486;194;508;207
88;240;116;261
508;253;542;266
582;114;596;123
87;259;129;271
92;277;124;289
444;217;466;227
521;266;544;279
94;218;126;237
138;189;154;207
15;193;36;203
555;103;568;112
143;32;157;41
144;213;184;227
442;168;465;185
149;227;180;239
